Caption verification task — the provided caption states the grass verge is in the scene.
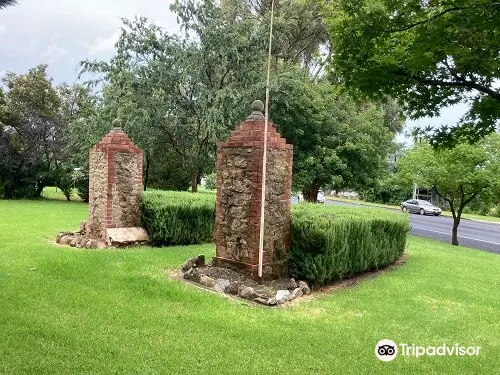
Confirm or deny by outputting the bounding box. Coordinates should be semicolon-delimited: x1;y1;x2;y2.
0;199;499;374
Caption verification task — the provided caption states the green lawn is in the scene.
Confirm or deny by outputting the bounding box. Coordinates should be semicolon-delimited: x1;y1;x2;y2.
1;200;499;374
41;186;82;202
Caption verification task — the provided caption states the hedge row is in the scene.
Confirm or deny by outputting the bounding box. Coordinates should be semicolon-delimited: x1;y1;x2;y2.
289;204;410;286
141;191;409;285
141;190;216;245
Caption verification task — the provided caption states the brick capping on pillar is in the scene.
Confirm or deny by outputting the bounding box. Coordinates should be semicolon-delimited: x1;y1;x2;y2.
214;102;293;279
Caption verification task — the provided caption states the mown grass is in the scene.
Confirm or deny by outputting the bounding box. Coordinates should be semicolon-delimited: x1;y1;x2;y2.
41;186;82;202
0;199;499;374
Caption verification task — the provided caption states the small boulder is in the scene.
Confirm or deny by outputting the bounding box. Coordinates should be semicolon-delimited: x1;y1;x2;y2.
287;278;298;290
181;258;196;272
60;235;72;245
298;281;311;295
224;281;240;295
254;297;270;306
267;298;277;306
275;289;292;304
199;275;216;288
238;286;257;300
214;278;230;293
183;268;200;283
291;287;303;300
194;255;205;267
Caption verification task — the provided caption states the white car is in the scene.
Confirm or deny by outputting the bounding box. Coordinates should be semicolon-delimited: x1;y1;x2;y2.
317;190;325;204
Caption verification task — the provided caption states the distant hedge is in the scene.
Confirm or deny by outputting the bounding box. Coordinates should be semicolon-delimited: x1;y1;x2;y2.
142;190;216;245
289;204;410;286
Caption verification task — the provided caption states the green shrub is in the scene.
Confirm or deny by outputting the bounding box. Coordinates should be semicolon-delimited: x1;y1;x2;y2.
289;204;410;286
142;190;216;246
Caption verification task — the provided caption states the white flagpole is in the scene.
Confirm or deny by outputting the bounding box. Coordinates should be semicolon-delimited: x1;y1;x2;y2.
258;0;275;280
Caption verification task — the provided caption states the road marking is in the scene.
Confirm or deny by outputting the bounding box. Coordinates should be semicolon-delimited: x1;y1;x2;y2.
411;226;500;246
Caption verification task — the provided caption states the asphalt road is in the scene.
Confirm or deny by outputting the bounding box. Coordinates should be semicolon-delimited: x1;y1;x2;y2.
325;199;500;255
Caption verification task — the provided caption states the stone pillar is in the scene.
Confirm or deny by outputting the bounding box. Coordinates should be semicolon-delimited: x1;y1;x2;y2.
214;101;293;279
87;121;147;245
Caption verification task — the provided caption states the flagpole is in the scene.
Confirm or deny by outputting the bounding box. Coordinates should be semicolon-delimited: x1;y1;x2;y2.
258;0;275;280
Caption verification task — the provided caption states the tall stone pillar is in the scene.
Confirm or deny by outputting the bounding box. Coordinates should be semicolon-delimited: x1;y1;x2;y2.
214;101;293;279
86;121;148;245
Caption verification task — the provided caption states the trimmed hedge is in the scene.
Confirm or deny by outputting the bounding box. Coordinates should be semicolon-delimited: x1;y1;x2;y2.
289;204;410;286
142;190;216;245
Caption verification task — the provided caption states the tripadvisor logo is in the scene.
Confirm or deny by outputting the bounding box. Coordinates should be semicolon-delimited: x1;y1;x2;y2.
375;339;481;361
375;339;398;362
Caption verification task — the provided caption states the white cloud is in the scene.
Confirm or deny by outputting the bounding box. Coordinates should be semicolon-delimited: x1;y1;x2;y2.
41;43;67;63
83;31;120;56
0;24;6;34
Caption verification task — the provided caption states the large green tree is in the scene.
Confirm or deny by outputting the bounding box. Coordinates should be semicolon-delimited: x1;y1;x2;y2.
268;68;400;201
398;134;500;245
322;0;500;147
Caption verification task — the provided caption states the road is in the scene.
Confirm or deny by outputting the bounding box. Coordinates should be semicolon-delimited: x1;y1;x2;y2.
325;199;500;255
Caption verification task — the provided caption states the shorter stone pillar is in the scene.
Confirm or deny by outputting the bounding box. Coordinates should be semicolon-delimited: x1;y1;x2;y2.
214;101;293;279
86;121;148;245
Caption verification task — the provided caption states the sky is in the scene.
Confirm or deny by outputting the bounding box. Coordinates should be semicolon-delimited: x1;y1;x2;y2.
0;0;468;136
0;0;179;83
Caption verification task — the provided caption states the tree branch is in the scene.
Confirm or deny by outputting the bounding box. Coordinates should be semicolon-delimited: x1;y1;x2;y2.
393;69;500;101
386;7;464;33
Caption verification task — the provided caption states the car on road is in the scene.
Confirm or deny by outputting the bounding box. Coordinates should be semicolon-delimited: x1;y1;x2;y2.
317;190;325;204
401;199;441;216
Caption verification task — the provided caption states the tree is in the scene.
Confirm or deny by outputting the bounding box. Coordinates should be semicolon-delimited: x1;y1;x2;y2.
268;68;399;201
0;65;68;198
398;134;500;245
82;10;266;192
0;0;16;9
322;0;500;147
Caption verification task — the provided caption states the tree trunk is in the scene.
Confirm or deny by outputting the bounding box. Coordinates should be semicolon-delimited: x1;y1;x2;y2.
143;153;151;191
451;218;459;246
302;183;320;202
191;171;198;193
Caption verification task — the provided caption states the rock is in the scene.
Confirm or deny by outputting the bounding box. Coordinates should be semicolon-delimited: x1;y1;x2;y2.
267;298;277;306
213;278;230;293
59;235;72;245
238;286;257;300
199;275;216;288
287;278;298;290
195;255;205;267
106;227;150;247
275;289;291;304
254;297;270;305
85;240;92;248
70;238;78;247
298;281;311;295
90;240;99;248
224;281;240;295
291;287;303;300
184;268;201;282
181;258;196;272
97;242;106;249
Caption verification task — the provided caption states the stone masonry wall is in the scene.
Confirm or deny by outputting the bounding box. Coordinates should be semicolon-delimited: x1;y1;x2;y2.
215;111;293;279
112;152;141;228
88;150;106;239
86;127;143;242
